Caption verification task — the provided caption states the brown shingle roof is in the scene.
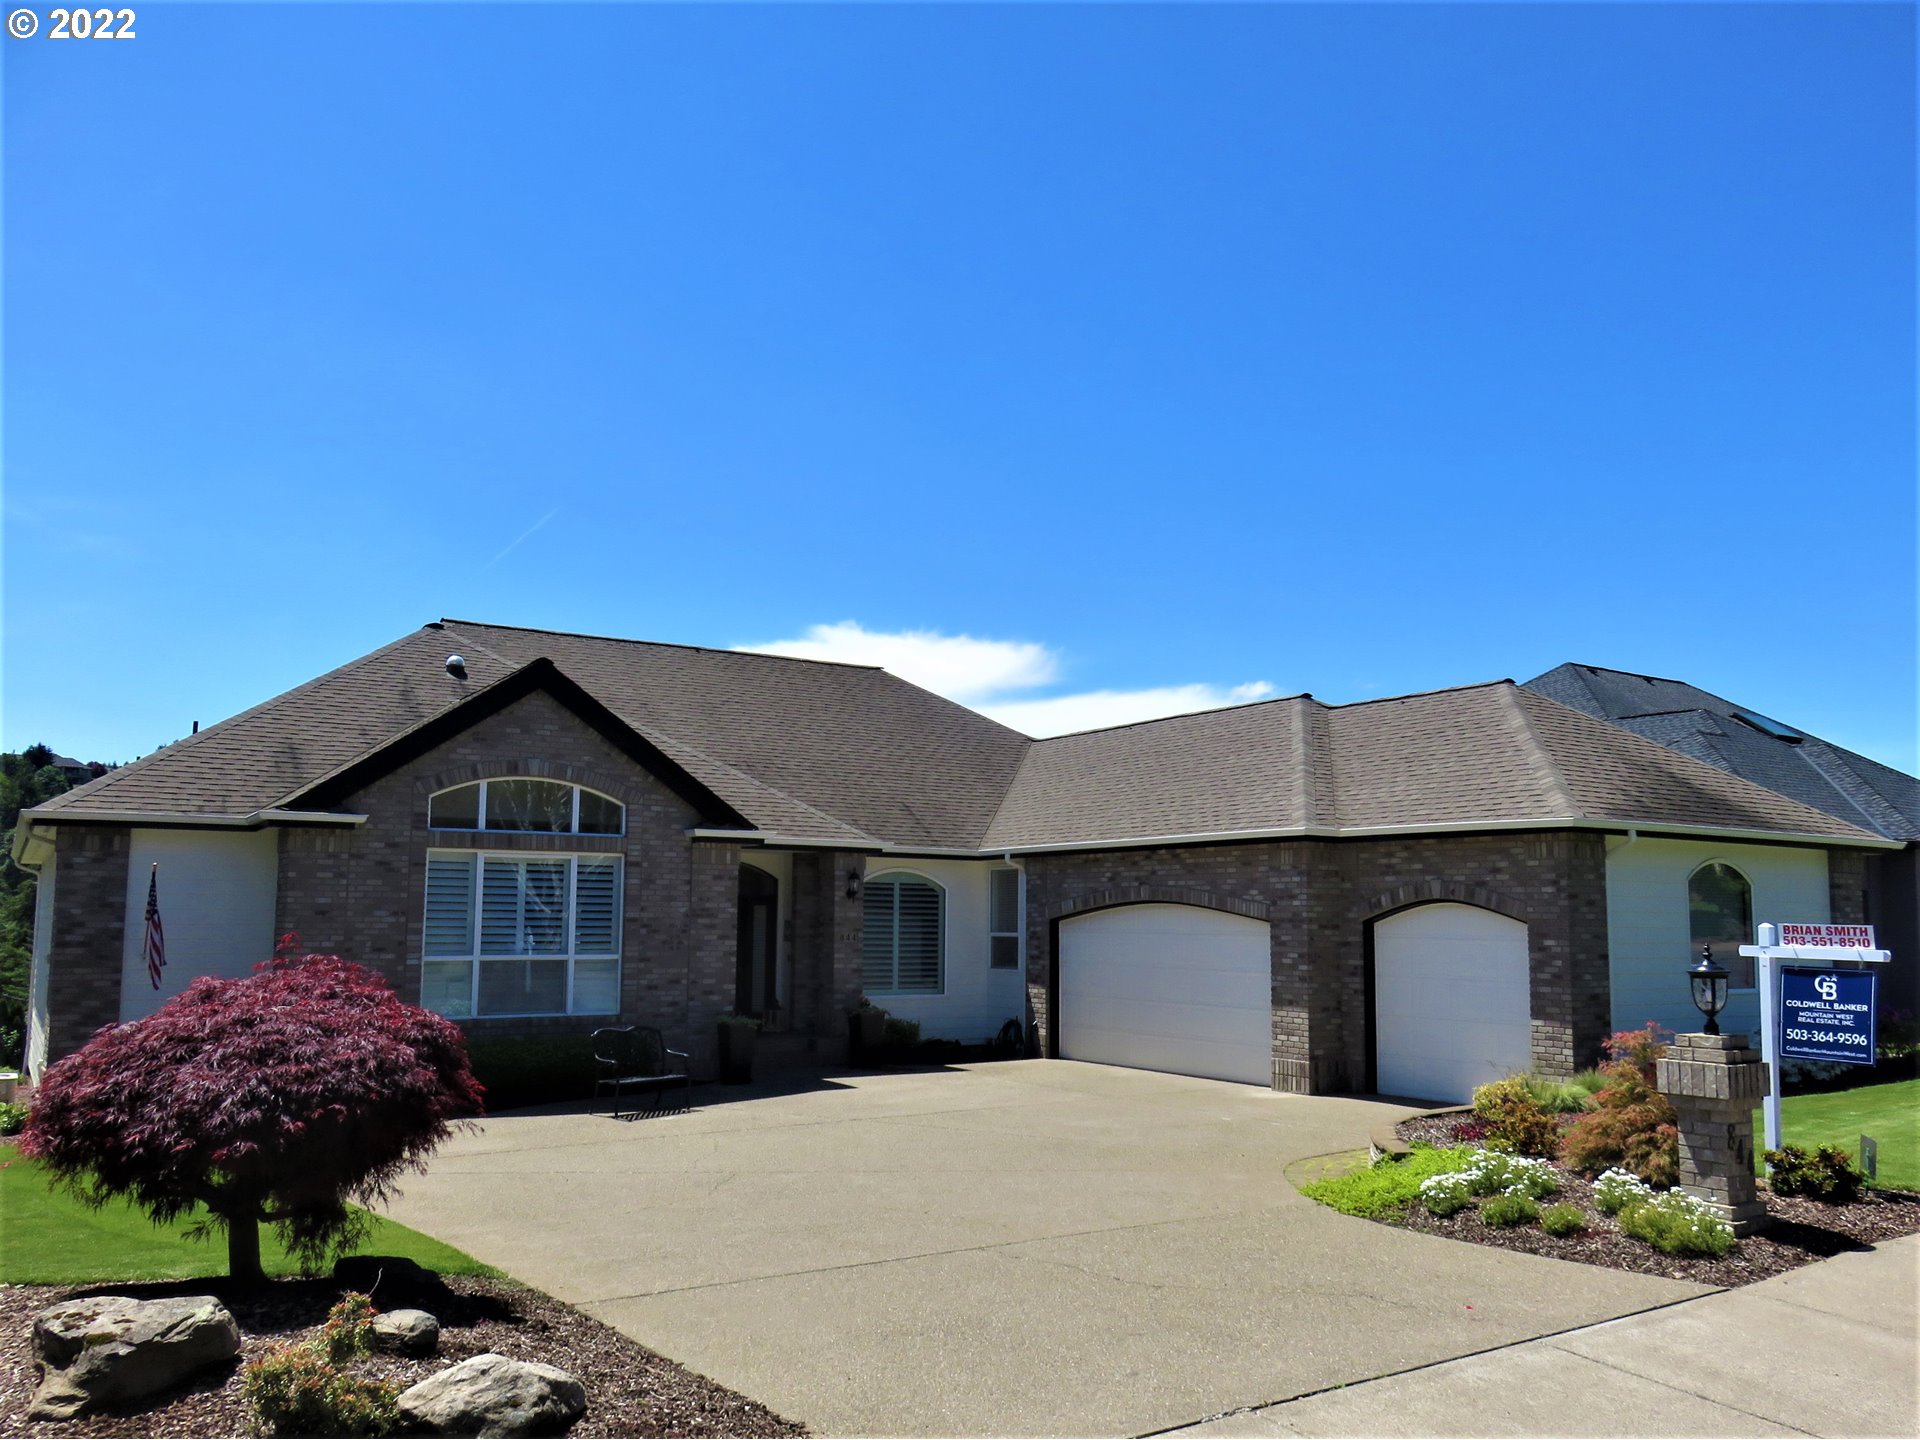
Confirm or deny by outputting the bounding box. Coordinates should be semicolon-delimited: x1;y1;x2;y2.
33;622;1889;852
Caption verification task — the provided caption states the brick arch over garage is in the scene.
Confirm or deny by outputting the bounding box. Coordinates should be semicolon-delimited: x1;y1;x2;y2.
1360;879;1529;926
1044;885;1271;925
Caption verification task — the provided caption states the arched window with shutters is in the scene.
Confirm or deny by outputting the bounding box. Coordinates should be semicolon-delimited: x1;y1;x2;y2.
863;871;944;995
1689;861;1754;990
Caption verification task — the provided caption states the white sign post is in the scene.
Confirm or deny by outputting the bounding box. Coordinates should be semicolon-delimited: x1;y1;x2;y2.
1739;922;1892;1151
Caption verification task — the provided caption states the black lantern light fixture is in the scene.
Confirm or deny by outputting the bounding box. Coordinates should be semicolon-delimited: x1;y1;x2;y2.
846;870;863;900
1689;943;1730;1035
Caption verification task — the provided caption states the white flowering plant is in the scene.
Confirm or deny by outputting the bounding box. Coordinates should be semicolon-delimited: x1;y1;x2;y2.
1456;1149;1561;1200
1616;1188;1735;1257
1418;1172;1474;1216
1593;1167;1654;1216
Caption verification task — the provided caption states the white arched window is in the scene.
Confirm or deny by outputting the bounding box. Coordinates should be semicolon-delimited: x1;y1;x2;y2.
863;872;944;994
428;779;623;836
1689;861;1754;990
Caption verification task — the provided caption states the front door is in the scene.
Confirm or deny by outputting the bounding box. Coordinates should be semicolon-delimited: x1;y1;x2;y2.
735;864;778;1015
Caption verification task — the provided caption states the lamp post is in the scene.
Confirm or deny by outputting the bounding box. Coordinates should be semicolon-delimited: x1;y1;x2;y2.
1689;944;1730;1035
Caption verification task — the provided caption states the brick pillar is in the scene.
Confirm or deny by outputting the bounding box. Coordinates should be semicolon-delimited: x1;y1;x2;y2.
47;825;131;1063
1656;1032;1771;1236
684;841;741;1079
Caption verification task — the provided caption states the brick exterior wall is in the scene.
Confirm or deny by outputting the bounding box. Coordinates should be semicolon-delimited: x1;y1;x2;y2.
788;851;867;1060
1023;831;1612;1094
274;690;740;1072
44;825;131;1059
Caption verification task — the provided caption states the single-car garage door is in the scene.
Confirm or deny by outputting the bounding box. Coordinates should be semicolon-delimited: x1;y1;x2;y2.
1373;903;1531;1103
1059;904;1272;1085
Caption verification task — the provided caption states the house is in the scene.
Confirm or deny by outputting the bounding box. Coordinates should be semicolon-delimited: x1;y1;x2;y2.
1524;663;1919;1027
15;620;1898;1103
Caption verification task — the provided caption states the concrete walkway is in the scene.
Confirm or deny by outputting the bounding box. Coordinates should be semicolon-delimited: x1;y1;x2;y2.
388;1061;1708;1436
1169;1234;1920;1439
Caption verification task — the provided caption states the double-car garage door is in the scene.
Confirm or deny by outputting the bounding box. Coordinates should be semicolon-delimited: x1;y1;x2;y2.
1057;900;1532;1102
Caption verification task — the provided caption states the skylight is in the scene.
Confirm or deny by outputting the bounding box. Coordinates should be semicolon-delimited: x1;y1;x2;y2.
1731;711;1803;744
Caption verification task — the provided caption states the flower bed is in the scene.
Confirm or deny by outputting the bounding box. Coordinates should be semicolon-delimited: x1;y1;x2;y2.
1375;1122;1920;1287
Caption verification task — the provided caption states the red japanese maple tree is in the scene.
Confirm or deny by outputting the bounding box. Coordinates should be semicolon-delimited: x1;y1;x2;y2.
22;940;483;1283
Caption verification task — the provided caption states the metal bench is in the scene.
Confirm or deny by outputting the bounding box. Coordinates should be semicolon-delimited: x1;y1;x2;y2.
590;1026;692;1118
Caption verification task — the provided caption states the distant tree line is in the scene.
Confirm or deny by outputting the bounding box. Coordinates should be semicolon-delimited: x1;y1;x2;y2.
2;746;114;1068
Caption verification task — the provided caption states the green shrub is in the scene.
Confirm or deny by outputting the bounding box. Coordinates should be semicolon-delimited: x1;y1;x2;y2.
466;1036;598;1112
1617;1190;1735;1257
1561;1025;1678;1185
1765;1145;1866;1204
1299;1145;1475;1219
882;1017;922;1048
1470;1078;1561;1157
1480;1193;1539;1227
317;1293;377;1363
1540;1202;1587;1236
1570;1068;1610;1095
243;1342;398;1438
0;1100;27;1137
1522;1074;1598;1114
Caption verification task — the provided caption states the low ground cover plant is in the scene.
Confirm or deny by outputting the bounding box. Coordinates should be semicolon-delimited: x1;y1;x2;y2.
1540;1202;1586;1236
242;1293;400;1438
1765;1145;1866;1204
1298;1144;1474;1219
1480;1193;1539;1227
0;1099;26;1136
1593;1167;1654;1215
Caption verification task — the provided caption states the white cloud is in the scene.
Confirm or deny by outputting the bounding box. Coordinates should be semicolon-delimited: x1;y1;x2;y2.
978;682;1277;737
738;621;1056;703
737;622;1275;737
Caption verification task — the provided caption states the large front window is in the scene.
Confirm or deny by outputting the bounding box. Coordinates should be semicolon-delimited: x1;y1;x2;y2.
863;872;944;994
422;852;622;1017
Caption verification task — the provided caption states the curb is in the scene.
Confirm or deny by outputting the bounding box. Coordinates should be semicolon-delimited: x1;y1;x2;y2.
1369;1105;1472;1161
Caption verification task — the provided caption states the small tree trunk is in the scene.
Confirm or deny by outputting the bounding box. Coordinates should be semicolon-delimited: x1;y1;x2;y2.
225;1212;265;1285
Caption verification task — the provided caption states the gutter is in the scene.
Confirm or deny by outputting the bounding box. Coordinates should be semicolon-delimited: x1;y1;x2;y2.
9;806;369;867
691;816;1900;858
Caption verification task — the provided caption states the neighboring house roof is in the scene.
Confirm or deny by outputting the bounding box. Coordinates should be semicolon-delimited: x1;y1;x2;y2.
23;622;1895;856
1524;664;1920;844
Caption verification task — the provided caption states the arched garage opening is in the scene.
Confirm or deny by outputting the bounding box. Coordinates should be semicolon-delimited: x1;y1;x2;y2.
1370;902;1531;1103
1057;903;1272;1085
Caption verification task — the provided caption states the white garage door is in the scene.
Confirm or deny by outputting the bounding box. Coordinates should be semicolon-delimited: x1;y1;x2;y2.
1059;904;1272;1085
1374;903;1532;1103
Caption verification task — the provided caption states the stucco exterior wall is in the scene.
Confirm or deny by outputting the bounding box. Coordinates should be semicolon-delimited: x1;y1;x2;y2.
119;828;280;1023
864;858;1027;1045
1604;836;1830;1040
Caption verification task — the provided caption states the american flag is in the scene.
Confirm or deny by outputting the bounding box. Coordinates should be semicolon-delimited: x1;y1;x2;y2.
143;864;166;989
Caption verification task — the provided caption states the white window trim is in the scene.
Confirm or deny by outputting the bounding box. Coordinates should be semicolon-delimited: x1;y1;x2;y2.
423;848;624;1018
427;778;626;837
989;866;1023;970
863;868;946;997
1689;859;1758;993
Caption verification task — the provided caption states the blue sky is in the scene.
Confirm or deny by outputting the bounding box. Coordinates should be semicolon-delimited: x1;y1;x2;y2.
4;2;1914;770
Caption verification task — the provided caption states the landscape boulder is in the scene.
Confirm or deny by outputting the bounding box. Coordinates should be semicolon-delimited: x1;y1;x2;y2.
370;1307;441;1356
398;1352;586;1437
29;1294;241;1421
332;1253;430;1294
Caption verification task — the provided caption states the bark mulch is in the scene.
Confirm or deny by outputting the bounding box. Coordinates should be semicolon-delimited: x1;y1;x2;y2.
0;1271;805;1439
1390;1114;1920;1288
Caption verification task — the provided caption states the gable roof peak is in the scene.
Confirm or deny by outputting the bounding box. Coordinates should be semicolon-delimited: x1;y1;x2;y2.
439;618;886;672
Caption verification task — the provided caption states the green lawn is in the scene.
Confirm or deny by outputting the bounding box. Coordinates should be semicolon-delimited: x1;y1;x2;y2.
1758;1079;1920;1191
0;1147;499;1285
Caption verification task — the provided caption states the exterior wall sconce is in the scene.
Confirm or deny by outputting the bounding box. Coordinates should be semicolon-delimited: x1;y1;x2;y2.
846;871;862;900
1689;943;1730;1034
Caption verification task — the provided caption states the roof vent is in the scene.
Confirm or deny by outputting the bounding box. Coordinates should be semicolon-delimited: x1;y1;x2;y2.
445;654;468;679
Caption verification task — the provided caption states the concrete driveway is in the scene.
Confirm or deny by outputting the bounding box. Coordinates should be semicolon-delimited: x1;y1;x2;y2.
386;1061;1709;1437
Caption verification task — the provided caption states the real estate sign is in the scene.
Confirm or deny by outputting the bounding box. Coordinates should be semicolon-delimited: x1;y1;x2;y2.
1778;966;1877;1066
1777;924;1877;950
